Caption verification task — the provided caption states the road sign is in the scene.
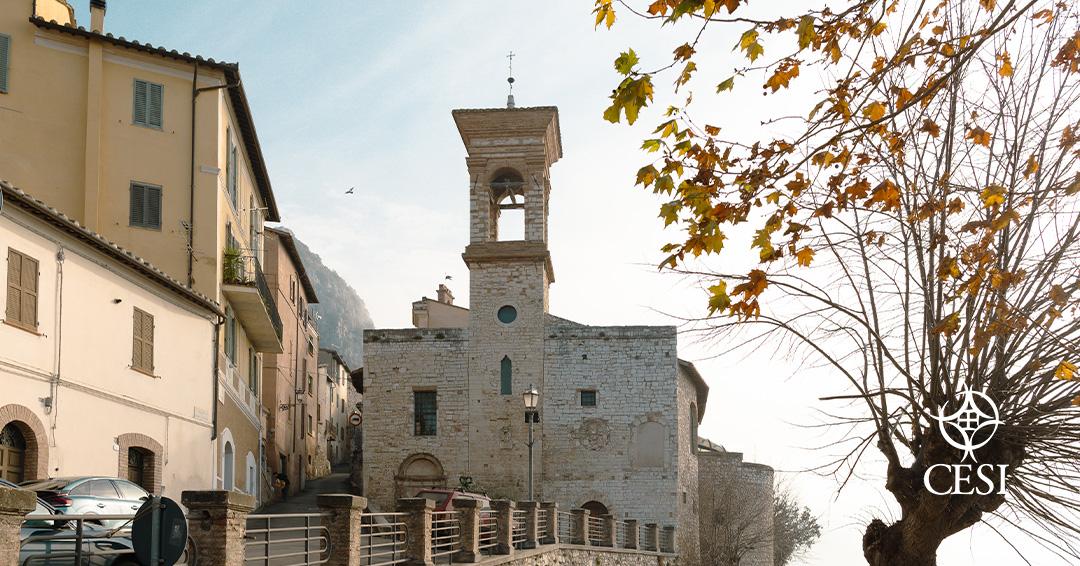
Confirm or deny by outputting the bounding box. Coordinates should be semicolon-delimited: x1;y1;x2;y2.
349;412;362;426
132;496;188;566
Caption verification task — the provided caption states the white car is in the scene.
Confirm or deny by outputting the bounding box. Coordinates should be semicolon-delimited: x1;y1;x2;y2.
20;477;149;527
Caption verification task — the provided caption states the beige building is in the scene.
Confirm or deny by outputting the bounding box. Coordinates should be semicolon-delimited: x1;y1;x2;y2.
0;0;284;500
362;105;774;565
318;349;353;467
261;227;320;496
0;181;219;499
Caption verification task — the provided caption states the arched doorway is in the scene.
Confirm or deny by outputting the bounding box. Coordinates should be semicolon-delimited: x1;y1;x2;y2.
395;453;446;500
127;447;151;490
222;441;235;491
0;423;27;483
116;433;164;495
0;405;49;481
582;500;610;518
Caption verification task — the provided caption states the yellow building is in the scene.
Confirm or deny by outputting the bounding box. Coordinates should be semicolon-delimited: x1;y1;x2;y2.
0;0;283;502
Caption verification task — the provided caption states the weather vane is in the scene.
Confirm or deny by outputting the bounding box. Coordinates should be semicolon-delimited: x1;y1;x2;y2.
506;50;516;109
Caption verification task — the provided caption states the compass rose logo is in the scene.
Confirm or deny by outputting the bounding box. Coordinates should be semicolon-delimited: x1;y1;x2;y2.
931;386;1002;463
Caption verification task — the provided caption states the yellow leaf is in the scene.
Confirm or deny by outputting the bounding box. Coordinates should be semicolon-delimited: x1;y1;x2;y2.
593;1;616;29
796;15;816;50
998;51;1013;77
895;88;914;109
707;281;731;314
981;185;1006;208
703;0;716;18
979;0;996;11
716;77;735;92
933;312;961;336
795;247;814;267
863;102;887;121
1056;361;1077;381
1024;155;1039;178
967;127;992;147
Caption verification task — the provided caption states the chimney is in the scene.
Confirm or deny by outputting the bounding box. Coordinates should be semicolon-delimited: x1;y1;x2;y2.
436;284;454;305
90;0;106;33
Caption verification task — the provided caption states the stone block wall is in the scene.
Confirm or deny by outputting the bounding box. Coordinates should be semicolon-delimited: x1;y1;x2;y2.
676;365;701;564
697;450;775;566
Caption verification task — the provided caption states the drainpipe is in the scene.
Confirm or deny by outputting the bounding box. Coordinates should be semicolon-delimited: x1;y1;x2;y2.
188;63;239;288
211;314;224;440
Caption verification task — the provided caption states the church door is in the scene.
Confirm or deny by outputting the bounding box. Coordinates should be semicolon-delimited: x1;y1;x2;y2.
0;424;27;483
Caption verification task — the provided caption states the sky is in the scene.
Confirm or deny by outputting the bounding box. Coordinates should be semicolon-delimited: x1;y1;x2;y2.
70;1;1070;564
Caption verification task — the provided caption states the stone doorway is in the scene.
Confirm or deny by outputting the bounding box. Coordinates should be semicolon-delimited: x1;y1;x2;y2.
0;423;26;483
395;453;446;500
582;500;610;518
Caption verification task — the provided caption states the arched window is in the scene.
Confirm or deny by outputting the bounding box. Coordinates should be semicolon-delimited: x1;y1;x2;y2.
689;403;699;454
222;441;235;491
127;447;151;491
500;356;512;395
582;500;610;518
490;170;525;241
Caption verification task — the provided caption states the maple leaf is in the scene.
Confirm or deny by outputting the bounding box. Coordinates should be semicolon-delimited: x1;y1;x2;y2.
764;62;800;92
736;29;765;62
707;281;731;314
593;0;616;29
1056;361;1077;381
933;312;961;336
795;247;814;267
716;77;735;92
980;185;1006;208
614;49;639;75
920;119;941;137
966;126;992;147
979;0;996;11
865;180;901;211
863;102;887;121
1024;155;1039;178
796;15;816;49
998;51;1013;77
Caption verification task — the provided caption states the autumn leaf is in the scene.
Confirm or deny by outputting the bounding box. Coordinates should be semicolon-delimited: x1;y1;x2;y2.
966;126;992;147
603;75;654;125
865;179;901;211
981;185;1006;208
593;0;616;29
641;139;663;153
1056;361;1077;381
764;61;800;92
920;119;941;137
979;0;996;11
998;51;1013;77
933;312;962;336
707;281;731;314
716;77;735;92
795;246;814;267
1024;155;1039;178
614;49;639;75
675;61;697;88
796;15;816;49
659;201;680;226
736;29;765;62
863;102;887;121
673;43;695;61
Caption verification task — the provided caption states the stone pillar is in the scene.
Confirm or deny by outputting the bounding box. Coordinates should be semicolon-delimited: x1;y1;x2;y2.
539;501;558;544
454;498;481;562
0;486;35;566
317;494;366;566
398;498;435;566
600;514;616;547
519;501;539;549
643;523;659;551
624;519;639;549
181;490;255;566
569;508;589;546
661;525;677;553
490;499;515;555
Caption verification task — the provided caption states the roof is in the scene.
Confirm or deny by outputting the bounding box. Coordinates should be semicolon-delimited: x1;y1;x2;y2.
678;359;710;422
319;348;350;374
350;367;364;394
0;180;223;316
265;227;318;303
451;106;563;159
28;16;280;222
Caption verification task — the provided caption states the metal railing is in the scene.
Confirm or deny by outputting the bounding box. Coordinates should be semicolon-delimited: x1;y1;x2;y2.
556;511;573;543
511;510;527;549
536;509;548;539
359;512;409;566
223;252;284;341
640;525;655;551
615;520;627;548
430;511;461;563
477;510;498;555
587;516;605;546
244;513;330;565
660;528;675;553
22;512;141;565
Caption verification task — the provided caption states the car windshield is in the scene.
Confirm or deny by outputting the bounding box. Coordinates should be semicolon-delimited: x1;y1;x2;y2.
19;479;71;491
415;491;451;507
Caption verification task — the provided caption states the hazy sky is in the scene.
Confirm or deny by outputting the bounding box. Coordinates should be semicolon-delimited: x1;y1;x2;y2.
70;1;1067;563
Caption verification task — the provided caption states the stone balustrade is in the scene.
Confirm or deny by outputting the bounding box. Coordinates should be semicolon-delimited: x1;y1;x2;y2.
0;484;677;566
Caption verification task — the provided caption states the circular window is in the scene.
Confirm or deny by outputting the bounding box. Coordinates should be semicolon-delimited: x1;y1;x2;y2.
497;305;518;324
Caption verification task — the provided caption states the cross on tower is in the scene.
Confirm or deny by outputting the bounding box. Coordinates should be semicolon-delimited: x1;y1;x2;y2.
506;51;517;108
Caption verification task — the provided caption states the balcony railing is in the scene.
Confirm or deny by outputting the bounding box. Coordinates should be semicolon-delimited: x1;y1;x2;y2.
223;250;284;353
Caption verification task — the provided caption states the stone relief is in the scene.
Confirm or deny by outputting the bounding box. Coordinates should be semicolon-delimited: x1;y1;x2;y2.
570;418;612;451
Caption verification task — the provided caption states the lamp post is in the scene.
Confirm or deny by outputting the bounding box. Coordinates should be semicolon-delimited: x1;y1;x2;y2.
523;385;540;501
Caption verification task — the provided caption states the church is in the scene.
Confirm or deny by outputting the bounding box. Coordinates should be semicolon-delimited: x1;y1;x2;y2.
362;104;774;565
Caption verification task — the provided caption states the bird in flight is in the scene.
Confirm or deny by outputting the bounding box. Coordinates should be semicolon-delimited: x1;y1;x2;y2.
445;274;453;280
344;187;355;194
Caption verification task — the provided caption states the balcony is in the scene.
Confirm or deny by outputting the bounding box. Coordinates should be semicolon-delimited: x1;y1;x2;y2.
222;250;284;353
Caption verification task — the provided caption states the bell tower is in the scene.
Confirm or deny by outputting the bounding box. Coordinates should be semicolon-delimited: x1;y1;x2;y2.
453;105;561;499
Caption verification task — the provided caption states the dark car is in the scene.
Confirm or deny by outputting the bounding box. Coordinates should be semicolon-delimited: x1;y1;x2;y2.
1;478;139;566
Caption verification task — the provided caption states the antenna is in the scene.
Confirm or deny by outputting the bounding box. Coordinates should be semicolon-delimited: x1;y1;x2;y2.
506;51;516;109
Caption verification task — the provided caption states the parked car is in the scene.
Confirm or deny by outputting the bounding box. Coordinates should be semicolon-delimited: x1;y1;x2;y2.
19;477;149;528
1;478;139;565
413;489;491;512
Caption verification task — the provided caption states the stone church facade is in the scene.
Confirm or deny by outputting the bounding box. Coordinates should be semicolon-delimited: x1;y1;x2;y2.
363;105;773;565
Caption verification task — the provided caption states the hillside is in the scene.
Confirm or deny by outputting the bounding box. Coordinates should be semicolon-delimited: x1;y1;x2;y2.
291;236;374;369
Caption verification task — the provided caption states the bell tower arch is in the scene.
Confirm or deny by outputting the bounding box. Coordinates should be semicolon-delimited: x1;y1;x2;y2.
453;106;562;500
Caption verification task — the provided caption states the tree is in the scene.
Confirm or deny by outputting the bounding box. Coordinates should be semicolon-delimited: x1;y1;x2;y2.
773;487;821;566
594;1;1080;564
700;472;775;566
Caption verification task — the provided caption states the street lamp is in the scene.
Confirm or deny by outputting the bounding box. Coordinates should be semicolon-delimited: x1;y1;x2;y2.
523;385;540;501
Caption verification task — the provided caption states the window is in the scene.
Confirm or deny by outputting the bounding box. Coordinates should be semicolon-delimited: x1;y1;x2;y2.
580;390;597;407
5;248;39;331
87;479;120;499
414;391;437;436
248;348;258;393
226;128;238;209
132;308;155;374
114;479;147;501
132;79;163;128
290;276;296;304
500;356;512;395
129;182;162;229
497;305;517;324
690;403;699;454
307;414;313;436
308;374;314;394
0;33;11;94
224;307;237;363
249;195;260;258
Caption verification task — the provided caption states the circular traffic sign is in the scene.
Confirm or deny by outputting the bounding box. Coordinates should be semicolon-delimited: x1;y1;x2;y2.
349;412;362;426
132;496;188;566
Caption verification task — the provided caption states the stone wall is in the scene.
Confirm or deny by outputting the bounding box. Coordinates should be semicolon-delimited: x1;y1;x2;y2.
476;545;677;565
541;324;681;528
697;450;775;566
362;328;469;510
675;365;701;564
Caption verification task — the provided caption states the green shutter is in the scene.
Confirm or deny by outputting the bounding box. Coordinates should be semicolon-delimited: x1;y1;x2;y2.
130;183;162;229
0;34;11;93
130;183;145;226
500;356;512;395
133;80;162;128
145;185;162;228
6;248;21;322
133;80;148;125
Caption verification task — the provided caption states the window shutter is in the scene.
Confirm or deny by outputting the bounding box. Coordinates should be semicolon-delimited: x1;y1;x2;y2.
0;34;10;93
6;249;20;322
133;80;148;125
130;184;145;226
130;183;162;229
19;254;37;328
147;82;163;128
143;311;154;372
145;185;162;229
132;310;144;369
